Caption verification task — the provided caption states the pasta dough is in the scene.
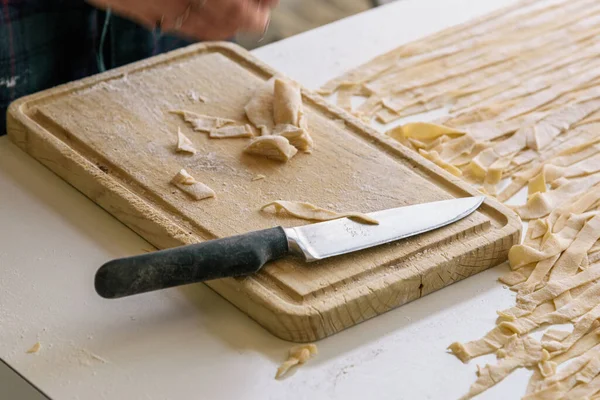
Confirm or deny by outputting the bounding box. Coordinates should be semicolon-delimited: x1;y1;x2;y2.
274;78;302;126
460;336;543;400
333;3;600;392
398;122;465;141
172;110;251;139
245;78;275;136
208;124;253;138
176;128;197;154
275;344;318;379
244;77;314;152
244;136;298;162
170;110;237;132
273;124;313;153
419;149;463;177
26;342;41;354
171;169;215;200
261;200;379;225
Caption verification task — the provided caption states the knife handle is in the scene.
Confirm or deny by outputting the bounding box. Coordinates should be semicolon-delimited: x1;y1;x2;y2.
94;227;289;299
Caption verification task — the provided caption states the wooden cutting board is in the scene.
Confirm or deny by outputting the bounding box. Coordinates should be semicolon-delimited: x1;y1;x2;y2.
7;42;521;342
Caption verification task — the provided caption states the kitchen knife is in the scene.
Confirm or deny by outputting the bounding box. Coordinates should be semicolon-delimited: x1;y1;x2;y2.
95;196;484;299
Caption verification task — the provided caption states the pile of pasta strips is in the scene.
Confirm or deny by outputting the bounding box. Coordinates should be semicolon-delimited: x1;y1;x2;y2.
321;0;600;398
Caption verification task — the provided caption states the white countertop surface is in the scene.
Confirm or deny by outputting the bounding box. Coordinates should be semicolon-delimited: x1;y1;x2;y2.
0;1;526;399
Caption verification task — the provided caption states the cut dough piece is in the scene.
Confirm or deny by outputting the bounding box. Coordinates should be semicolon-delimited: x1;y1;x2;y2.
209;124;253;139
504;263;600;318
459;336;544;400
400;122;465;141
275;344;318;379
513;174;600;220
244;136;298;162
26;342;41;354
544;302;600;356
273;124;313;152
261;200;378;225
449;301;555;363
419;149;463;177
563;372;600;400
171;169;215;200
273;78;303;126
498;264;535;287
439;134;478;163
251;174;265;181
170;110;237;132
176;128;197;154
386;125;415;149
524;102;600;151
245;78;276;136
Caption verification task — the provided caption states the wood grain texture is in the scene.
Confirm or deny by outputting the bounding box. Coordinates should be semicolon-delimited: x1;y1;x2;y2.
7;42;521;342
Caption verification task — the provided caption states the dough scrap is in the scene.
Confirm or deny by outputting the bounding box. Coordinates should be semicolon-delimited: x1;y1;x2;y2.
171;169;215;200
275;344;318;379
459;336;544;400
400;122;465;141
209;124;253;139
419;149;463;177
261;200;378;225
170;110;237;132
273;78;302;126
245;79;275;136
176;127;197;155
26;342;41;354
251;174;265;181
245;77;314;151
273;124;313;152
244;136;298;162
498;263;535;287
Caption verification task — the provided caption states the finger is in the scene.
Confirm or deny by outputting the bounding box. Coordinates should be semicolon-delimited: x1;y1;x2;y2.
200;0;245;33
178;13;237;40
160;4;194;32
257;0;280;8
190;1;243;37
239;0;271;33
203;0;270;34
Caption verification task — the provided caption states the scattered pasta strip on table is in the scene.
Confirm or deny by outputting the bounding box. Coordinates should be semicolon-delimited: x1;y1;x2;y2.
319;0;600;397
275;344;318;379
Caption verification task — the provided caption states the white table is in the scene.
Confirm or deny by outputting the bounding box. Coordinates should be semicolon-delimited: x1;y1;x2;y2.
0;1;525;399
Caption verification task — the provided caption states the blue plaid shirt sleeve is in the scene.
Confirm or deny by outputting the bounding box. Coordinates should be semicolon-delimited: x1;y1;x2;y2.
0;1;193;135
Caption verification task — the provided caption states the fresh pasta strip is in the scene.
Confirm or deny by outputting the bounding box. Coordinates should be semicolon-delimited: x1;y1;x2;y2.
209;124;253;138
275;344;318;379
261;201;378;225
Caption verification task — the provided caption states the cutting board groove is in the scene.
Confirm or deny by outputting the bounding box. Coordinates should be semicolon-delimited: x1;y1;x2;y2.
7;42;520;342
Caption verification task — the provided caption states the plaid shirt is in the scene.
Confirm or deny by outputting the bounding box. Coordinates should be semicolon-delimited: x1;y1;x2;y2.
0;1;193;135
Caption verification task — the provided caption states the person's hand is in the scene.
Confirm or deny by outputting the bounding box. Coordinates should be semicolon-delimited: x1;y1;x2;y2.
87;0;279;40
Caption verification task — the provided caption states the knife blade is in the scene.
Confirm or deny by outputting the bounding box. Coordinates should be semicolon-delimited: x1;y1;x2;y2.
95;196;484;299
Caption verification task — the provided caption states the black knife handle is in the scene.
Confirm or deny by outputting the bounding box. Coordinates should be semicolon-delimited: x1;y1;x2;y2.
94;227;289;299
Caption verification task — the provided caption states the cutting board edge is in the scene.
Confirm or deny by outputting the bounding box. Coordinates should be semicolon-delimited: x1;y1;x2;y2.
207;220;521;342
6;41;523;342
